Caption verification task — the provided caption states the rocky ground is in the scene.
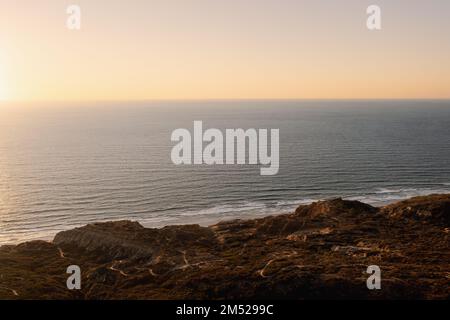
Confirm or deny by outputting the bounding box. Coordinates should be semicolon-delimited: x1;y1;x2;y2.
0;194;449;300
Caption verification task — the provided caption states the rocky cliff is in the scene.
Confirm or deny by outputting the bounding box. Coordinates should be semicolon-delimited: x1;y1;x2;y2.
0;194;449;299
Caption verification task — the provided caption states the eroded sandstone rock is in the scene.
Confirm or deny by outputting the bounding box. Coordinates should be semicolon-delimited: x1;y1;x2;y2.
0;195;449;300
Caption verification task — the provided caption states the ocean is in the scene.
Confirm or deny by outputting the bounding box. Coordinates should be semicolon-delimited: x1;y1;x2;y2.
1;100;450;244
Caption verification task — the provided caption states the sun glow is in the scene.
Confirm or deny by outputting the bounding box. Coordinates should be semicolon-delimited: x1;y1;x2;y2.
0;63;6;101
0;85;4;102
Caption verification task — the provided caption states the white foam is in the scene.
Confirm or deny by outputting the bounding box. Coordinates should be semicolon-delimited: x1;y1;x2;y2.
276;199;316;206
346;187;450;206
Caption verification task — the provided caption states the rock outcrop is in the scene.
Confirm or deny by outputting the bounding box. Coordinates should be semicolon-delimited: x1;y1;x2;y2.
0;194;449;299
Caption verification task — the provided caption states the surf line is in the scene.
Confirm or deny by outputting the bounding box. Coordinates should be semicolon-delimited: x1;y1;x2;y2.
171;121;279;176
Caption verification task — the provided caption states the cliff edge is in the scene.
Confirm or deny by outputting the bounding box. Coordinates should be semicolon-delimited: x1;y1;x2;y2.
1;194;449;299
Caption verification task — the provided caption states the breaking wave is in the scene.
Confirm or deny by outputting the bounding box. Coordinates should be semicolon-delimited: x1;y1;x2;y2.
345;185;450;206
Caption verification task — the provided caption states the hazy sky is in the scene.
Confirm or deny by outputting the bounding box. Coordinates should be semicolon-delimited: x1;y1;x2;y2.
1;0;450;101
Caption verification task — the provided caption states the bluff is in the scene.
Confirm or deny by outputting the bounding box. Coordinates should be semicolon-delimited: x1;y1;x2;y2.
0;194;449;299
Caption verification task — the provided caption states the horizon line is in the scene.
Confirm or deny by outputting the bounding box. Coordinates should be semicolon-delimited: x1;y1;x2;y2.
2;98;450;104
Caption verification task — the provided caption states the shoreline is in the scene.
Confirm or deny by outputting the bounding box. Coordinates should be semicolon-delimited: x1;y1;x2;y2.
1;193;449;299
2;187;450;245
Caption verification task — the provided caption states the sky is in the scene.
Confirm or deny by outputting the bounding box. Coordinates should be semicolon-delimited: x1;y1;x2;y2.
1;0;450;101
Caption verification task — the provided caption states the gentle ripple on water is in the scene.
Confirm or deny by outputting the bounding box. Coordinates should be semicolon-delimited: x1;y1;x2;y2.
1;100;450;244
